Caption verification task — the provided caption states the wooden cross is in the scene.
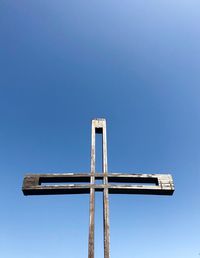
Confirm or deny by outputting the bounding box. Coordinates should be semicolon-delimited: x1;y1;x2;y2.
22;118;174;258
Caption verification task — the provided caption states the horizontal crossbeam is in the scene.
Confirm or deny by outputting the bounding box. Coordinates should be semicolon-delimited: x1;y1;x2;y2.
23;173;174;196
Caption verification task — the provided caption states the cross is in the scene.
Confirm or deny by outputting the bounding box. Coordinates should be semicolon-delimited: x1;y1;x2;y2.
22;118;174;258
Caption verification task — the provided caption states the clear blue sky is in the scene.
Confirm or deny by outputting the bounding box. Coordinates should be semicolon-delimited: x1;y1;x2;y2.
0;1;200;257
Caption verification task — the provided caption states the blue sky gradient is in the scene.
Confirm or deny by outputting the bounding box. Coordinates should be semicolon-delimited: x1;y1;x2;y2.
0;1;200;257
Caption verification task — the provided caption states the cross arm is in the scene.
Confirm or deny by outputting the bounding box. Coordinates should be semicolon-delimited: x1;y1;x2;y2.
22;173;174;196
22;173;91;195
108;173;174;195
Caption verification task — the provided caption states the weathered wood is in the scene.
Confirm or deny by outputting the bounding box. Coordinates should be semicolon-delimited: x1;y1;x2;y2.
22;182;174;195
101;119;110;258
22;118;175;258
88;119;96;258
22;173;174;195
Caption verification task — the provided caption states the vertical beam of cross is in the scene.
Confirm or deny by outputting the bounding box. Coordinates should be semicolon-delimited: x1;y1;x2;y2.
88;119;110;258
102;120;110;258
88;120;95;258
